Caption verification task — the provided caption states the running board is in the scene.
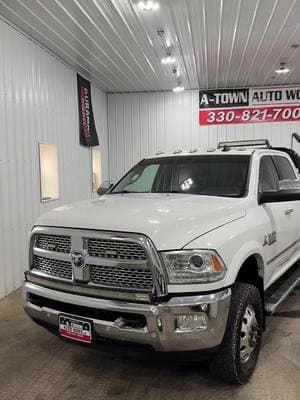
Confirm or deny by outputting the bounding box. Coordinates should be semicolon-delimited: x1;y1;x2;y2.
265;263;300;316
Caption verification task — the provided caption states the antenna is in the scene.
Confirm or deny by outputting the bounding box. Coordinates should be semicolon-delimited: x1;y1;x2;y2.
291;133;300;149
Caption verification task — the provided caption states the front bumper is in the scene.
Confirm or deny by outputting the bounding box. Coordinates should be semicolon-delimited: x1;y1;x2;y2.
23;282;231;352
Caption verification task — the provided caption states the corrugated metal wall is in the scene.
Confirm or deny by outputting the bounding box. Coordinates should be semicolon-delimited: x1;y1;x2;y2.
108;91;300;181
1;18;300;300
0;20;109;299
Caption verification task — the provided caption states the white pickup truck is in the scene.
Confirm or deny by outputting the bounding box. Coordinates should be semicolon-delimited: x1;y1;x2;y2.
23;139;300;384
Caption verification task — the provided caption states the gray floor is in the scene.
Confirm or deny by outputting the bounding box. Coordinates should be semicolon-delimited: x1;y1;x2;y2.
0;287;299;400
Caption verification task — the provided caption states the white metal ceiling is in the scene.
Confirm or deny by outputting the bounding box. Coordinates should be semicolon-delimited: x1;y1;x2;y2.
0;0;300;92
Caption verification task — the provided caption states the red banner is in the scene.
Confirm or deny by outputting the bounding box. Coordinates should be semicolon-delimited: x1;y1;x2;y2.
199;105;300;126
199;86;300;125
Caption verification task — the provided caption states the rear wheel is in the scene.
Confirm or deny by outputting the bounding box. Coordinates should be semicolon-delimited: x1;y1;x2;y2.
209;282;263;384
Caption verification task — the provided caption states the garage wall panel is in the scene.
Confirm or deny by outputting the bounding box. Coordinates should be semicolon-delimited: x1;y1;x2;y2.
0;20;108;299
108;91;300;181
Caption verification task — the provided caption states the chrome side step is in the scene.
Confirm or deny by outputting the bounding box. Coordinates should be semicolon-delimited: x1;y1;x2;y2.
265;263;300;316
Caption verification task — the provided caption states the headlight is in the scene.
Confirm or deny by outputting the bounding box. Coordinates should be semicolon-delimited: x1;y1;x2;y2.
161;250;226;284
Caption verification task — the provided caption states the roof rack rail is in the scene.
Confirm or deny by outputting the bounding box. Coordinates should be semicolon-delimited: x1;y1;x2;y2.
218;139;271;151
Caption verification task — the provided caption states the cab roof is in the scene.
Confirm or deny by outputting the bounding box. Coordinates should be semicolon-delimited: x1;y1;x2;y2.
147;139;292;159
147;148;287;159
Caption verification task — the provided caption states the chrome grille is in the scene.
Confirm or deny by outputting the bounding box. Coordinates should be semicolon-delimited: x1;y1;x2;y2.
88;238;147;260
35;234;71;253
29;228;166;298
89;264;153;290
33;255;72;280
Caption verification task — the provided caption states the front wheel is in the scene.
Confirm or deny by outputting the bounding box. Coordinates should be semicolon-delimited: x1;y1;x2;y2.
209;282;263;384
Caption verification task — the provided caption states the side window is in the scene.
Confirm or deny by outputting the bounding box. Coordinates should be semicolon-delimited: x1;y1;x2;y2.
273;156;296;180
259;156;279;192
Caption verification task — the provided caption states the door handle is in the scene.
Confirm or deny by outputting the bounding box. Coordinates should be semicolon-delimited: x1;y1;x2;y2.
284;208;294;215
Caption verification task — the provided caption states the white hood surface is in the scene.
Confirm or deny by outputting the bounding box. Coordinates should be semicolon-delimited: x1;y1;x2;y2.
37;193;246;250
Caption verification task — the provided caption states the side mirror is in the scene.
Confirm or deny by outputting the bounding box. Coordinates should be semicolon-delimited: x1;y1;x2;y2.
259;189;300;204
97;181;114;196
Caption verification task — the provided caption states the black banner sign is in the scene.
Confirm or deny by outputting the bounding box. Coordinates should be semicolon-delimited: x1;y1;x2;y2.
199;88;249;109
77;74;99;147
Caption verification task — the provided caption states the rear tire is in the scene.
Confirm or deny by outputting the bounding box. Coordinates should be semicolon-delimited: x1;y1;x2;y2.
209;282;263;384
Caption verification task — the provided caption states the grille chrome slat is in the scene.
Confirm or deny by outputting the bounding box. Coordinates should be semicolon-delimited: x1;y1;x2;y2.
33;247;71;262
85;255;149;269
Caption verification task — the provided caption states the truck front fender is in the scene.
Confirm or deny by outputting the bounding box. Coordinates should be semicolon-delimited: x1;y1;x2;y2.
224;241;265;287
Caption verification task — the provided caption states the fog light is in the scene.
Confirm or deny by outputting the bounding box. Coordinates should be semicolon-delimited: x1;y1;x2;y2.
176;314;208;332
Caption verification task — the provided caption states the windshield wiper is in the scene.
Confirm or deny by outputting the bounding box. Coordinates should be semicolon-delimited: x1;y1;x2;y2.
112;191;168;195
111;190;137;194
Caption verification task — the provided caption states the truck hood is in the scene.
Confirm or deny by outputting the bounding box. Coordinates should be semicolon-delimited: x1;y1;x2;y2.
36;193;246;250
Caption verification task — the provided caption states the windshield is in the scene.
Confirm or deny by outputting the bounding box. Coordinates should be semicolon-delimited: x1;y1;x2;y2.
111;155;250;198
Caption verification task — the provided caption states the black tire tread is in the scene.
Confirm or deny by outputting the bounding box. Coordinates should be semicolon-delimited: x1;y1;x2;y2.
209;282;263;384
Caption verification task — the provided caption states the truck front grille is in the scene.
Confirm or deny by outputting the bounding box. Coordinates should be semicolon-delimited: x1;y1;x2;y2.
30;229;164;298
88;238;147;260
89;264;153;290
35;234;71;254
33;255;72;280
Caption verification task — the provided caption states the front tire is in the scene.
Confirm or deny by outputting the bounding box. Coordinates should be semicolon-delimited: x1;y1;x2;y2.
209;282;263;384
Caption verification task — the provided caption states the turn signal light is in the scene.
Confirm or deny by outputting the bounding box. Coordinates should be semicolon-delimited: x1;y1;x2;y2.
212;254;224;272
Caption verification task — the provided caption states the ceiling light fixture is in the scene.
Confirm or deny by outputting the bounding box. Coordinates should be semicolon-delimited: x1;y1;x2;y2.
138;1;160;11
161;55;176;64
173;83;184;93
275;63;290;74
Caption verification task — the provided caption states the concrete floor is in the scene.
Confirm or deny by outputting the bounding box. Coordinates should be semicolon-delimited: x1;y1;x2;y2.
0;287;299;400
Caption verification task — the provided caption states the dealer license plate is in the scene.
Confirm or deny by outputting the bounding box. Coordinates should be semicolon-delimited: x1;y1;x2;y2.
59;314;92;343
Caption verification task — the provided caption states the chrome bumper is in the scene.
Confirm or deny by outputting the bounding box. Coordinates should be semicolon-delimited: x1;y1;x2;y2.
23;282;231;352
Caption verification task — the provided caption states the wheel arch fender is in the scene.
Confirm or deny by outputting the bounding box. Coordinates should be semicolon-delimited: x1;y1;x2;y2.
225;241;265;285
